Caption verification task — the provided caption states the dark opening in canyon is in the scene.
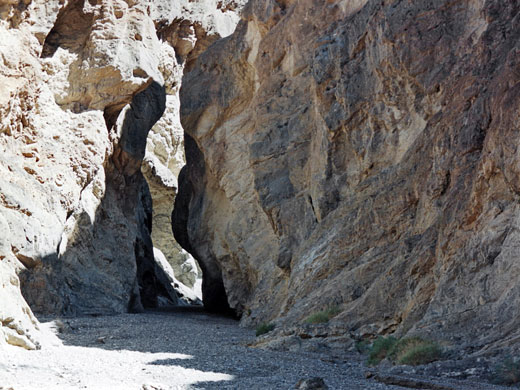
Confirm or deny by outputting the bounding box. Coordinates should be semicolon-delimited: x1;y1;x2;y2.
172;135;235;316
17;76;234;318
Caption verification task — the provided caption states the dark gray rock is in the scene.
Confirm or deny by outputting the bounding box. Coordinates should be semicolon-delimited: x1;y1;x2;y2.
172;135;234;315
294;377;328;390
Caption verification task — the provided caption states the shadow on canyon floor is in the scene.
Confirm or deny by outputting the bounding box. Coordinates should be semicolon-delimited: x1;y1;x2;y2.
25;309;514;390
35;308;363;389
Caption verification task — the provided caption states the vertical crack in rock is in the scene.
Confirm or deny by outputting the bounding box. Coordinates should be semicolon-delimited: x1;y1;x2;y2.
110;81;183;311
172;134;234;315
113;82;166;176
145;0;248;307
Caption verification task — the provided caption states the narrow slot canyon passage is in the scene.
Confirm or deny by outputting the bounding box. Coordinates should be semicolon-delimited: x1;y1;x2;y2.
3;93;507;390
0;27;435;388
3;1;520;389
2;82;367;388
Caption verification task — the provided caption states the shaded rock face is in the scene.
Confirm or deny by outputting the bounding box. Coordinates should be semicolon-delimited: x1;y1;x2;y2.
172;135;234;314
143;0;247;289
0;0;245;349
178;0;520;350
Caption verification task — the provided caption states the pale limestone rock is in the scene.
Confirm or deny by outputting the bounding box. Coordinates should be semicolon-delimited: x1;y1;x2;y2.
0;0;141;345
153;248;202;305
0;3;117;346
42;0;165;112
0;258;40;350
0;0;246;349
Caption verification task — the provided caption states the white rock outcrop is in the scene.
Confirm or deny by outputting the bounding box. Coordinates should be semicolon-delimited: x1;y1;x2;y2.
0;0;245;349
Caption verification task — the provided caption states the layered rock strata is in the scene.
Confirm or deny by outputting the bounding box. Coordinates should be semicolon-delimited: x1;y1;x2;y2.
0;0;244;349
177;0;520;351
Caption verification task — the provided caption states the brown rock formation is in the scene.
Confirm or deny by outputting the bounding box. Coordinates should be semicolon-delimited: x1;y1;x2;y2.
177;0;520;351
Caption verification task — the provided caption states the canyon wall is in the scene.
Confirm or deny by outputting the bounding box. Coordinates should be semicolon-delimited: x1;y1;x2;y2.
0;0;244;349
177;0;520;351
3;0;519;356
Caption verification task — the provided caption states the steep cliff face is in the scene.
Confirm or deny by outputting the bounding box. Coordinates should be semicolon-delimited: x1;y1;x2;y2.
178;0;520;350
143;0;246;289
0;0;244;349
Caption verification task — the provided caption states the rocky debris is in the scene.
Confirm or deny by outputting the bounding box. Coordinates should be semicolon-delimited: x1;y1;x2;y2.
372;374;461;390
377;354;518;387
176;0;520;354
294;377;328;390
251;323;355;355
0;0;246;349
1;311;510;390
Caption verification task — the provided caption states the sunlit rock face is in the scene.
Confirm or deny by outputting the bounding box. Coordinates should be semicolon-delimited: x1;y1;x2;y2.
0;0;245;349
177;0;520;351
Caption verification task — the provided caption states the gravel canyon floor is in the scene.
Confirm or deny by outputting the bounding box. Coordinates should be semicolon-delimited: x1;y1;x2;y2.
0;308;512;390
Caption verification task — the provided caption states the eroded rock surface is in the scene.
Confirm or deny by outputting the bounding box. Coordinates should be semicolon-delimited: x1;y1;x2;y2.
0;0;169;347
143;0;247;289
0;0;244;349
177;0;520;352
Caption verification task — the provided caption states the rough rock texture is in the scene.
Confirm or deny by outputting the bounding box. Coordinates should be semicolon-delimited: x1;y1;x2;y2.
0;0;167;348
173;137;236;314
143;0;246;288
142;87;200;289
0;259;42;350
0;0;244;349
177;0;520;352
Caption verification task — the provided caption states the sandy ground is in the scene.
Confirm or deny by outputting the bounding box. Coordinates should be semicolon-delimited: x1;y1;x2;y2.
0;308;511;390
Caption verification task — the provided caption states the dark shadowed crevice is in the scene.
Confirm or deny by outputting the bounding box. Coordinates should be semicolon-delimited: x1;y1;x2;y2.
134;177;158;309
112;82;166;176
111;81;182;311
172;135;235;316
19;81;176;316
40;0;95;58
103;102;127;131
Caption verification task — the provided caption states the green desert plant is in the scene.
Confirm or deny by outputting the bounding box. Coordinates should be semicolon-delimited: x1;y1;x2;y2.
367;336;398;365
255;322;275;337
304;306;341;324
391;337;442;366
367;336;442;366
493;357;520;386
